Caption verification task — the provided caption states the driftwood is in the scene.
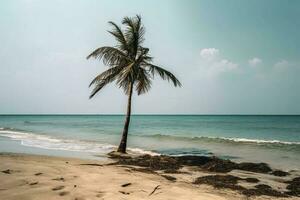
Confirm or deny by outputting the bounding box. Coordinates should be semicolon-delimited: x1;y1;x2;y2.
149;185;161;196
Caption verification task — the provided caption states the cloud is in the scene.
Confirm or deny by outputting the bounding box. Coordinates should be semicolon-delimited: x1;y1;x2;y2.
200;48;219;61
273;60;289;71
248;57;262;67
199;48;239;77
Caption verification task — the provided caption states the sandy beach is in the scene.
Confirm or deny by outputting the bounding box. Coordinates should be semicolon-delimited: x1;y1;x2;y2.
0;153;299;200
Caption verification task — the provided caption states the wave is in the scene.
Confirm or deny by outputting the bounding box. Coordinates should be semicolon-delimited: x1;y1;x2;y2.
0;128;158;156
141;134;300;145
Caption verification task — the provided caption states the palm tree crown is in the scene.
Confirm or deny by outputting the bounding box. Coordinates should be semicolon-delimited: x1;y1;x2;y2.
87;15;181;98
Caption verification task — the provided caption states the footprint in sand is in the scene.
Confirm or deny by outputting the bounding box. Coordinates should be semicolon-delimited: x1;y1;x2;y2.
29;181;38;185
74;197;85;200
119;191;130;195
2;169;12;174
52;186;65;191
59;191;70;196
96;191;104;198
96;194;104;198
52;177;65;181
1;169;20;174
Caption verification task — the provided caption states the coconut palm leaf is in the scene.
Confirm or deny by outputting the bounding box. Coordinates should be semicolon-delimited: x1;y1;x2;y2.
107;21;128;53
144;63;182;87
86;46;130;66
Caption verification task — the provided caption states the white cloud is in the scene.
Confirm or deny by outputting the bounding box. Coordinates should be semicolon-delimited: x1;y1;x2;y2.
199;48;239;76
274;60;289;71
248;57;262;67
200;48;219;61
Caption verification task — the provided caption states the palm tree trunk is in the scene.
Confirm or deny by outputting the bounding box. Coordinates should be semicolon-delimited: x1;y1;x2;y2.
117;83;133;153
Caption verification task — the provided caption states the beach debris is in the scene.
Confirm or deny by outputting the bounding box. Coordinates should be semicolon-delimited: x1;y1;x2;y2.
271;170;290;177
163;169;190;174
242;184;287;197
112;154;180;171
194;175;242;190
237;162;272;173
194;175;287;197
2;169;11;174
65;161;69;164
200;158;237;173
111;154;273;174
52;177;65;181
29;181;38;185
161;175;176;182
80;163;103;167
131;167;158;174
244;177;259;183
59;191;70;196
74;184;77;188
119;191;130;195
121;183;132;187
149;185;161;196
110;153;297;197
34;172;43;176
285;177;300;196
52;186;65;191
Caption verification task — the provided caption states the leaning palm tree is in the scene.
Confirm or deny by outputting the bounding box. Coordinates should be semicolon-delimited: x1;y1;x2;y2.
87;15;181;153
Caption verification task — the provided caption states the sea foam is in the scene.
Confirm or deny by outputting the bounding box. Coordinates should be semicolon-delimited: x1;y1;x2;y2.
145;134;300;145
0;128;157;155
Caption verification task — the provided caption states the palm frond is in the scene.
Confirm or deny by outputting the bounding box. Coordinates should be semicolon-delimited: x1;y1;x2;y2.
86;46;130;66
145;63;182;87
122;15;145;58
89;71;119;99
116;63;134;95
135;68;152;95
107;21;128;53
89;66;122;87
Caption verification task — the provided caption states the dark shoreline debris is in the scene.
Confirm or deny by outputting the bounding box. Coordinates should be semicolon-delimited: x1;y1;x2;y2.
271;170;290;177
161;175;176;182
110;154;273;174
194;175;287;197
285;177;300;196
109;153;299;197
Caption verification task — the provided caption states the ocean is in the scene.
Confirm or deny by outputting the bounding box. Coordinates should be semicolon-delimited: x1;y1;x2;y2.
0;115;299;170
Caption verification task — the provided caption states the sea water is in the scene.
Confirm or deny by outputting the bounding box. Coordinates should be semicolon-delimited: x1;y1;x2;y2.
0;115;299;170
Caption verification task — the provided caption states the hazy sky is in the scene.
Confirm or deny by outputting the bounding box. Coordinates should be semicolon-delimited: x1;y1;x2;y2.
0;0;300;114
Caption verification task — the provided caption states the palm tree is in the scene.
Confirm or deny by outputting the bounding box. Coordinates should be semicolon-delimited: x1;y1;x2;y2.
87;15;181;153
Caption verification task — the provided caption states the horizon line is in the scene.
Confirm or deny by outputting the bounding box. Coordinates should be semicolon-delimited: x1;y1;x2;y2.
0;114;299;116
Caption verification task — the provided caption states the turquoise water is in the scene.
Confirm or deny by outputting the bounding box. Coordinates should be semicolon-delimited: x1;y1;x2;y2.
0;115;299;170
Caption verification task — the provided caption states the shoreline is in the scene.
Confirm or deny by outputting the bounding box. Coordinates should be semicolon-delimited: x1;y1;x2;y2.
0;152;299;199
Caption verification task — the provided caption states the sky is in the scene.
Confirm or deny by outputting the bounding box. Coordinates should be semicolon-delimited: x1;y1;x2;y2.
0;0;299;114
